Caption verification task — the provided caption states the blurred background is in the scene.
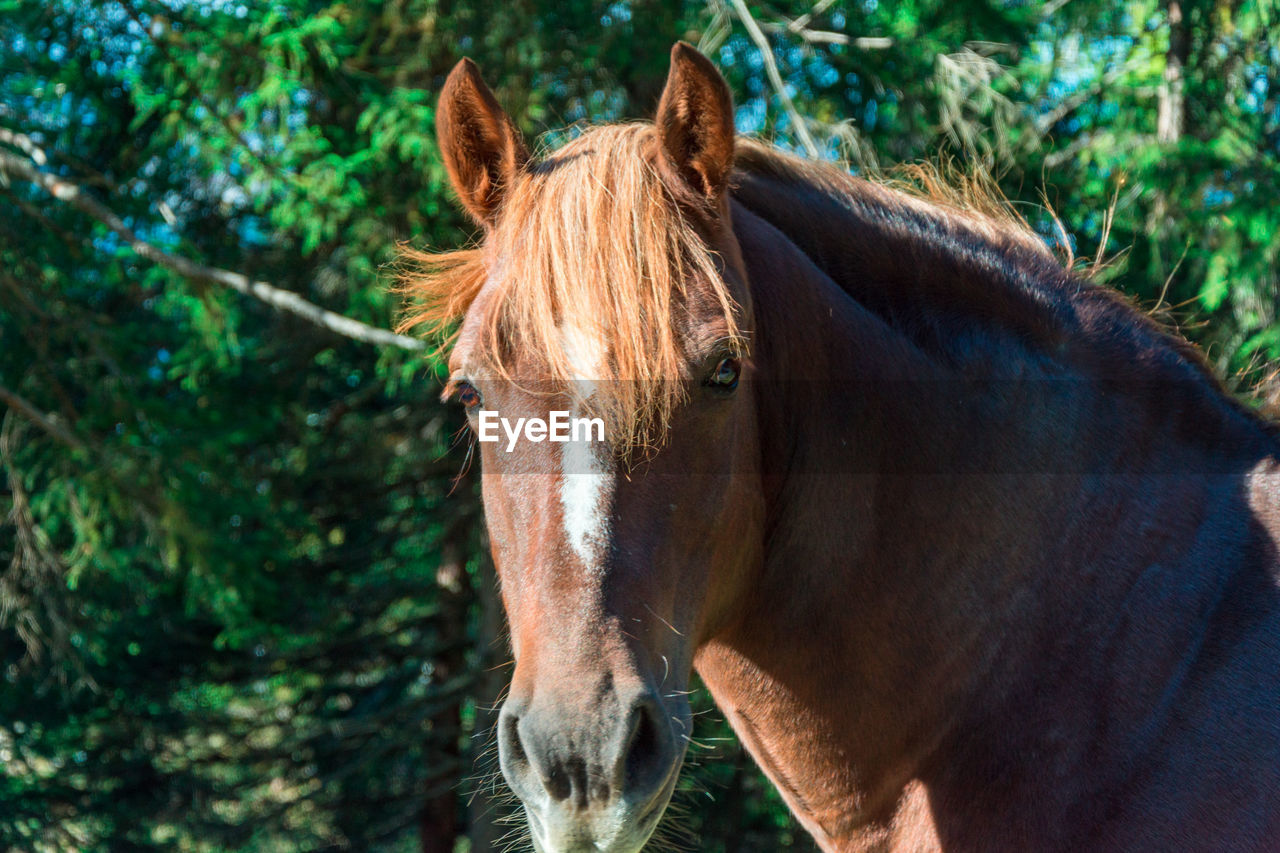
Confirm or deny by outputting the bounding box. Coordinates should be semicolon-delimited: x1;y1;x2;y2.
1;0;1277;850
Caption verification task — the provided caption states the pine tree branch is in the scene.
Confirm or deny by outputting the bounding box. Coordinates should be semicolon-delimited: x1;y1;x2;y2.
0;147;425;351
0;385;87;452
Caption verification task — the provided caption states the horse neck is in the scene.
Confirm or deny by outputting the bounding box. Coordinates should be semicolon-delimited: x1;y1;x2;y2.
700;200;1280;847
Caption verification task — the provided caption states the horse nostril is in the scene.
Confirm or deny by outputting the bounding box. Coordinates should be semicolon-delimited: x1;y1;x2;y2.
622;695;670;794
499;708;529;773
541;755;574;803
500;706;577;803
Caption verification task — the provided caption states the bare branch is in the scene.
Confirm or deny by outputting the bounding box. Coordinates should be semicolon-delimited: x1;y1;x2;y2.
1034;62;1136;137
0;147;425;351
760;21;893;49
0;384;86;452
728;0;822;158
0;128;48;166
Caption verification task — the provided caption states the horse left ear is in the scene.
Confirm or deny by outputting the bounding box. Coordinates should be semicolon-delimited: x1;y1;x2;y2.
655;42;736;203
437;58;530;226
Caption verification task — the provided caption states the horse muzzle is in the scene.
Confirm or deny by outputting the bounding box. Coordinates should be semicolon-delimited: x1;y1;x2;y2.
497;683;689;852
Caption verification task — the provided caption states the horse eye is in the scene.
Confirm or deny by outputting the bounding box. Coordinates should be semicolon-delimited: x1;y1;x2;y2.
455;381;482;408
706;357;740;391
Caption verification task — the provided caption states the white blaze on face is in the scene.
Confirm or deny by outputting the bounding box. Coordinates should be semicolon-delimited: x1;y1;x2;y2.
560;432;612;569
558;322;614;570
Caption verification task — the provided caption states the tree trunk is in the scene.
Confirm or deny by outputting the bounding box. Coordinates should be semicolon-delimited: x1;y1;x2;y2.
420;542;468;853
467;552;510;853
1157;0;1189;144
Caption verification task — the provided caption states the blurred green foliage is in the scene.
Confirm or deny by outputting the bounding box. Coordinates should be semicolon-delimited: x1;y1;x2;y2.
0;0;1276;850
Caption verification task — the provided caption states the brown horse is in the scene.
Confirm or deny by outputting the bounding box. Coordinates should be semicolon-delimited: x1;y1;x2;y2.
403;43;1280;853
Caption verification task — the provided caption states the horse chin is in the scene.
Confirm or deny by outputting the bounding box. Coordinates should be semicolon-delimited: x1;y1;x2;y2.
525;793;673;853
523;750;684;853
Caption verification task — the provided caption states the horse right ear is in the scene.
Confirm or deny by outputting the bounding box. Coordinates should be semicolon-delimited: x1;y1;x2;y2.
436;58;530;226
655;42;736;206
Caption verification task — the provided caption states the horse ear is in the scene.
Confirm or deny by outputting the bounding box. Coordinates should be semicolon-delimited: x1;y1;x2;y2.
655;42;736;203
437;58;530;226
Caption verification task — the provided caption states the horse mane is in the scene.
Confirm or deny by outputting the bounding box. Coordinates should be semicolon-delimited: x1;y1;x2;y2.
735;138;1063;266
401;125;1272;449
730;139;1276;438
